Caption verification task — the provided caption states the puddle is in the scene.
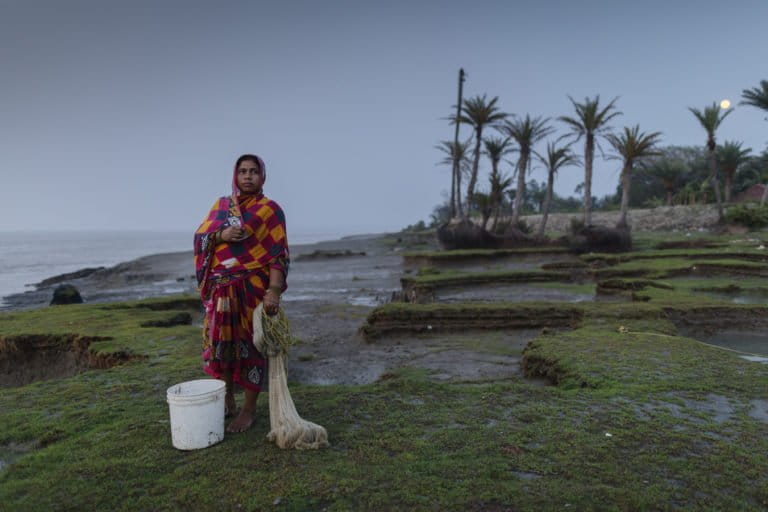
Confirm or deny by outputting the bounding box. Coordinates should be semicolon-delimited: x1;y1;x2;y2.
749;399;768;423
284;289;396;307
405;253;579;274
0;442;36;472
667;310;768;357
512;470;542;480
697;291;768;305
699;330;768;357
288;329;548;386
634;394;735;424
740;355;768;364
436;284;593;304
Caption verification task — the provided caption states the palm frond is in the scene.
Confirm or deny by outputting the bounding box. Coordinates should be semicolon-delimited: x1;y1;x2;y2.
605;125;663;162
740;80;768;112
559;95;622;134
717;140;752;173
460;94;509;129
536;141;581;175
689;103;732;136
500;115;554;149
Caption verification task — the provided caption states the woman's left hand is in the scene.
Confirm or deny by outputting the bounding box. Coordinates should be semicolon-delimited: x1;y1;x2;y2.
264;288;280;316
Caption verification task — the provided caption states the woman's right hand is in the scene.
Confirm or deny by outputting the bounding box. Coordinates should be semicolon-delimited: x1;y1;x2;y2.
220;226;246;242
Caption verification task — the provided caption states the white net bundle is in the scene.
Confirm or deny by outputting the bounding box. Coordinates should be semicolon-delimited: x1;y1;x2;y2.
252;303;329;450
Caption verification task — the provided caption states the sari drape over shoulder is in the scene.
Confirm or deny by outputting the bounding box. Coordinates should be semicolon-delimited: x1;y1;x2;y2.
194;188;289;392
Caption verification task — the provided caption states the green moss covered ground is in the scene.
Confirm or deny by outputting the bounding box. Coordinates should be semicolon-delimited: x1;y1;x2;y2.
3;235;768;510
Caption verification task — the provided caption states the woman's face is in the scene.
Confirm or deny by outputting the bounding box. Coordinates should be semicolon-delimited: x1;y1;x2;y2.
236;159;264;194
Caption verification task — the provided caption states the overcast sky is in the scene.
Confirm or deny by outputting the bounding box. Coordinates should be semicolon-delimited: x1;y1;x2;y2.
1;0;767;237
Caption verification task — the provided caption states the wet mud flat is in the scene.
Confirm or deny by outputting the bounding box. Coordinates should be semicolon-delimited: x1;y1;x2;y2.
0;233;433;389
1;233;417;311
286;311;551;386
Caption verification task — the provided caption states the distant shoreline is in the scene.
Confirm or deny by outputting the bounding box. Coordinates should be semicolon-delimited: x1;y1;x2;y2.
0;231;399;311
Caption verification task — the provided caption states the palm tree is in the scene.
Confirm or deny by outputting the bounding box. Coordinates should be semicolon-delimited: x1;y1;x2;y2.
457;95;508;217
740;80;768;118
472;191;494;229
483;136;513;230
739;81;768;204
436;139;472;217
559;95;622;225
717;141;752;203
501;115;553;223
644;158;688;206
689;103;733;223
488;170;514;232
606;126;663;229
535;141;580;237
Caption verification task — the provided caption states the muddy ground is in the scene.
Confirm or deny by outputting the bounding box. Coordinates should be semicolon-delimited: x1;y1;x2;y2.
4;233;543;386
266;235;555;386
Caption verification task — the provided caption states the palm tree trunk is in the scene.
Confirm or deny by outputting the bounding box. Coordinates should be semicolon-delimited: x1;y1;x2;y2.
537;169;555;238
584;134;595;225
512;151;528;223
617;162;631;229
456;163;464;218
708;146;725;223
490;162;500;231
724;172;733;203
491;204;500;232
465;129;482;219
450;160;456;219
666;189;673;206
481;211;490;230
451;68;465;220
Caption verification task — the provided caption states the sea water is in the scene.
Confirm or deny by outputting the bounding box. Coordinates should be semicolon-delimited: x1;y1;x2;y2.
0;230;346;305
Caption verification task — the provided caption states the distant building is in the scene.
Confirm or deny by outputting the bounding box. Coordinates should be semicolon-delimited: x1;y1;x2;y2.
735;184;767;203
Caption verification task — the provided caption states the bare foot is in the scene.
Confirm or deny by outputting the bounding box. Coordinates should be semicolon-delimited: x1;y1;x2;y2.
226;408;255;433
225;393;237;418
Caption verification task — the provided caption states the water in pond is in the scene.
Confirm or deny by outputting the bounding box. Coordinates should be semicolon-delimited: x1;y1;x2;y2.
700;329;768;357
699;291;768;305
289;329;552;386
406;253;580;274
437;284;594;303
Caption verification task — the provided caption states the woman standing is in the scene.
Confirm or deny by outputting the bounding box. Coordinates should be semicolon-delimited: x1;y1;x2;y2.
194;154;289;433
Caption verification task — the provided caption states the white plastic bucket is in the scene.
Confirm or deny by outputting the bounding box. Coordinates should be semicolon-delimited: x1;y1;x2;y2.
166;379;226;450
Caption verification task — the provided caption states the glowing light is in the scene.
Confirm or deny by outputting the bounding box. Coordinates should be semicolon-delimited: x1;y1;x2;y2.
720;99;731;109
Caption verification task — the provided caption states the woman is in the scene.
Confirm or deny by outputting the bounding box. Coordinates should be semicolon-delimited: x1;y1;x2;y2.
194;154;289;433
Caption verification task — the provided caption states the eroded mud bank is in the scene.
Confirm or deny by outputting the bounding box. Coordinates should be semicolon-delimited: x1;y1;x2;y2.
0;334;141;387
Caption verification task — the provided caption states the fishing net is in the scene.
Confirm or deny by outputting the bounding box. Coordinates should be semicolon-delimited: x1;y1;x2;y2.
252;303;329;450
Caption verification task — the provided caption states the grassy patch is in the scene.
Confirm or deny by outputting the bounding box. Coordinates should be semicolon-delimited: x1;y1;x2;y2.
403;269;572;287
404;247;570;260
2;277;768;509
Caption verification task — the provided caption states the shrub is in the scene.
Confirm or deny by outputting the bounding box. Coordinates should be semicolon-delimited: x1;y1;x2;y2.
402;220;428;232
569;217;585;234
493;219;532;235
725;204;768;228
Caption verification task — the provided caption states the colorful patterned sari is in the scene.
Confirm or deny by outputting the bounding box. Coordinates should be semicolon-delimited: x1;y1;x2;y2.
194;160;289;392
